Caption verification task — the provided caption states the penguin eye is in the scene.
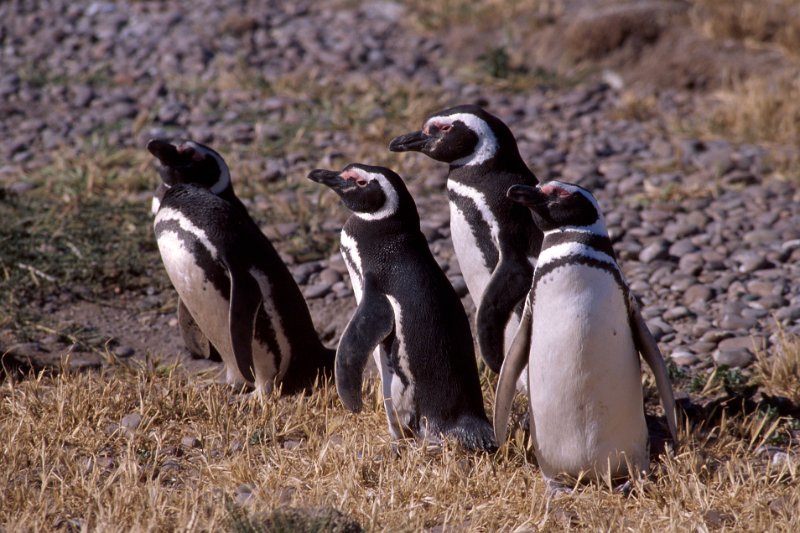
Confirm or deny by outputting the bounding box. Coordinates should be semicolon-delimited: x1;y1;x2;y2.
439;123;452;132
356;179;368;187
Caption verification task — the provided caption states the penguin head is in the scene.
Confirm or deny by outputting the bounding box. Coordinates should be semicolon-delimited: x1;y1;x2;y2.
389;104;518;168
307;163;414;222
147;139;231;195
507;180;607;235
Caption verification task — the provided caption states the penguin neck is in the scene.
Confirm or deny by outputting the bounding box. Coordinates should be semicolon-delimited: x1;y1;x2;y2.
345;211;419;241
448;149;534;185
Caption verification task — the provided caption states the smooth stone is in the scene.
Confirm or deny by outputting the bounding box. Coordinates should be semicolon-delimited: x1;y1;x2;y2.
719;314;756;330
318;268;342;285
679;253;704;275
718;335;764;351
713;348;753;368
639;240;669;263
663;306;691;321
670;350;698;366
683;284;713;306
181;436;202;448
690;341;717;355
120;413;142;431
114;345;135;358
669;239;698;257
303;282;332;299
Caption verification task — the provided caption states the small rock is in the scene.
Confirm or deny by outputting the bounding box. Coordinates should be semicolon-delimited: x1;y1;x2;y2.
703;509;735;529
113;345;135;358
719;314;756;330
639;240;669;263
181;436;202;449
318;268;342;285
663;306;691;321
303;282;331;299
234;483;255;505
683;284;712;306
713;348;753;368
120;413;142;432
670;350;697;366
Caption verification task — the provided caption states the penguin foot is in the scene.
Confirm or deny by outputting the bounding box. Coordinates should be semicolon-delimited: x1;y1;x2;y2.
445;415;498;452
544;476;574;496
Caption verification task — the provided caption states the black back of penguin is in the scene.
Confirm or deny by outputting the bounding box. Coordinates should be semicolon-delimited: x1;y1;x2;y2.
149;139;334;393
308;163;493;446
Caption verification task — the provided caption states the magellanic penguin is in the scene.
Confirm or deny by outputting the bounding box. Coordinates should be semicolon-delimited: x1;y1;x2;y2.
148;139;334;395
493;180;678;489
308;163;497;451
389;105;542;374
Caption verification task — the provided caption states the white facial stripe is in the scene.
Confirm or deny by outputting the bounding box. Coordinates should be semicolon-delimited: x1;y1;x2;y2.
185;141;230;195
426;113;498;167
537;242;617;270
447;180;500;244
351;170;399;221
155;207;219;259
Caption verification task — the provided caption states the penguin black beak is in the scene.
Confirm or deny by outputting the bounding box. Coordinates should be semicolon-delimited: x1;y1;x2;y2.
147;138;192;168
308;169;345;188
388;130;430;152
507;184;547;207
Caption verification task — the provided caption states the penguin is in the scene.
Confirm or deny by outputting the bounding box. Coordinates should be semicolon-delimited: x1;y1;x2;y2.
493;180;678;489
389;105;542;374
148;139;334;395
307;163;496;451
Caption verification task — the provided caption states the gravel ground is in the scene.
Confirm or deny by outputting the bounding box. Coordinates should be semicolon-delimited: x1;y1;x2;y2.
1;0;799;385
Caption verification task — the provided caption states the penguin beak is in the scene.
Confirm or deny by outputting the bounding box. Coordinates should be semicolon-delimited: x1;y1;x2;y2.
308;169;346;189
147;139;193;168
388;130;430;152
507;185;547;208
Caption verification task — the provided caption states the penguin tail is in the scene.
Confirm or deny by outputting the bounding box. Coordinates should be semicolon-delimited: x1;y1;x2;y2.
445;414;498;452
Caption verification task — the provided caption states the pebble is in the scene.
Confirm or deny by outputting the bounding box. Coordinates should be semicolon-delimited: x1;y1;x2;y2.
713;348;753;368
181;436;202;449
639;240;669;263
719;314;756;331
670;350;698;366
234;483;255;505
303;282;332;299
113;345;135;358
120;413;142;432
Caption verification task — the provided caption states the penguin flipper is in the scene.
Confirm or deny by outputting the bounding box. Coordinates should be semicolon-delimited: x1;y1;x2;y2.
178;297;221;361
493;293;532;444
337;272;394;413
628;298;679;444
476;258;533;373
228;269;261;384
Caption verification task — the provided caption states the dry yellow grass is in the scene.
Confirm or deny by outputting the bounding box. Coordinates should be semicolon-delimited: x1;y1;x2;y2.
690;0;800;57
2;343;799;532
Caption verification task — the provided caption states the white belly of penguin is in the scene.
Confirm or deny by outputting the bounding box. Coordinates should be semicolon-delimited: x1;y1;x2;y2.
157;231;273;388
528;264;648;481
449;202;492;305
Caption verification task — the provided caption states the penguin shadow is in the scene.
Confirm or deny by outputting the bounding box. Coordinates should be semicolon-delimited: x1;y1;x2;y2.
674;385;800;434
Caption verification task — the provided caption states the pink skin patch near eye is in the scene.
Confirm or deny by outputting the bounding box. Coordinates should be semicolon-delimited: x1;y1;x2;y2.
424;122;452;135
341;169;369;187
178;144;204;161
540;184;571;198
